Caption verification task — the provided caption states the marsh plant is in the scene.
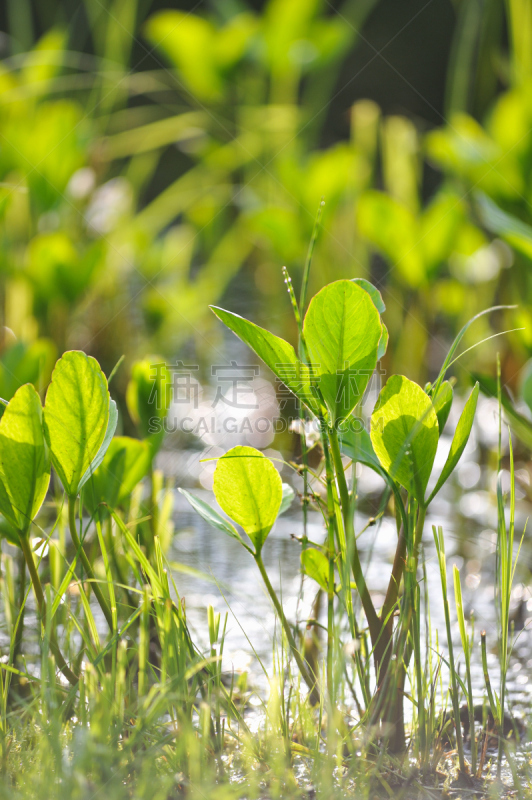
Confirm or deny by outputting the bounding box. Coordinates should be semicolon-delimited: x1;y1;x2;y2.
0;285;525;796
183;273;525;769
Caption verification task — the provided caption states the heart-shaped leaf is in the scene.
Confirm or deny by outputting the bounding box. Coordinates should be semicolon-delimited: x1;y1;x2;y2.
0;384;50;536
85;436;151;514
212;445;282;553
301;548;329;591
428;383;479;503
303;280;382;423
370;375;439;505
211;307;319;413
43;351;110;498
179;488;242;543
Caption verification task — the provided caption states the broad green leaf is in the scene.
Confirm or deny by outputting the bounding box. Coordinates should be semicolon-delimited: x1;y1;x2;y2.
340;416;408;531
301;548;329;592
213;446;282;553
43;351;110;497
85;436;151;514
303;280;382;423
279;482;295;515
179;488;242;543
211;306;319;413
0;384;50;535
370;375;439;504
428;384;479;503
432;380;453;434
78;399;118;492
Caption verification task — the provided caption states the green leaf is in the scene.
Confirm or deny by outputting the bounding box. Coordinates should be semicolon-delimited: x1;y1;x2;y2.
432;380;453;434
0;384;50;535
352;278;386;313
339;419;381;470
212;446;283;553
370;375;439;504
303;280;382;423
279;482;295;515
351;279;388;360
301;548;329;591
43;351;110;498
428;384;479;503
377;323;389;361
211;306;318;413
179;488;243;544
78;399;118;492
85;436;151;514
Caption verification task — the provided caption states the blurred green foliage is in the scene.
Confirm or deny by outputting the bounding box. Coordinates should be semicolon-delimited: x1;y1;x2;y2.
0;0;531;407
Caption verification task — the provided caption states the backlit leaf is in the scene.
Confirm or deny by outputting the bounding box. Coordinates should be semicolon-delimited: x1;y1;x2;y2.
371;375;439;504
43;351;110;497
211;306;319;413
213;446;282;553
303;280;382;423
78;398;118;492
428;383;479;503
0;384;50;535
301;548;329;591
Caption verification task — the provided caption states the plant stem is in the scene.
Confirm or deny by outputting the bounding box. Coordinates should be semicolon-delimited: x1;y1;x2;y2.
68;495;113;629
19;534;78;686
12;551;25;663
254;552;319;701
328;425;380;645
321;423;337;704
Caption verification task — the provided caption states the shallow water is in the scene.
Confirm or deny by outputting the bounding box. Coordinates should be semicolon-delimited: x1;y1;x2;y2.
165;394;532;720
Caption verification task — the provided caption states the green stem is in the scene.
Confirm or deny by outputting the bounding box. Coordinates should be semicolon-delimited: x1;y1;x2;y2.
321;422;336;704
68;495;113;629
254;553;319;701
328;425;381;645
12;551;25;663
19;534;78;686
